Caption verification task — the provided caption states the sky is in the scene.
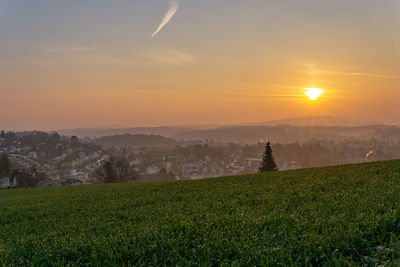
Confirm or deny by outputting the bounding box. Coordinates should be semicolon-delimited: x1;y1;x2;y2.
1;0;399;130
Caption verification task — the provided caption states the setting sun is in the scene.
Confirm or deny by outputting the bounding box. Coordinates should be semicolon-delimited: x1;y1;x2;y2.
305;88;324;100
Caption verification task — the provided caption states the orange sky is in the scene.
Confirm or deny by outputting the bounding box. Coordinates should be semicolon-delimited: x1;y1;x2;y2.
1;0;399;130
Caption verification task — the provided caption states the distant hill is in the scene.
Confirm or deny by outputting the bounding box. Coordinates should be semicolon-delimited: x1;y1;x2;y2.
173;124;398;143
94;134;177;147
60;123;400;144
57;116;381;139
58;126;195;138
243;116;364;127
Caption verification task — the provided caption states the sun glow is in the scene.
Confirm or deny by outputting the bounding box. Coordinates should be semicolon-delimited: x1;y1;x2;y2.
305;88;324;100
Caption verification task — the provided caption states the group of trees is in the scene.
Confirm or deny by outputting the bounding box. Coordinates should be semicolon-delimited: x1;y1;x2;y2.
93;157;140;183
0;155;10;177
12;167;46;188
0;155;46;188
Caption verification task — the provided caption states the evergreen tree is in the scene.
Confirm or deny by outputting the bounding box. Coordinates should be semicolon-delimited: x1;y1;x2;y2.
259;142;278;172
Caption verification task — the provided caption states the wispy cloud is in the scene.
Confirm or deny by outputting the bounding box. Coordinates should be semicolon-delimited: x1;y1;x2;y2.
44;46;102;53
229;92;369;100
235;93;305;98
152;1;179;37
143;48;195;66
293;60;400;80
314;70;400;80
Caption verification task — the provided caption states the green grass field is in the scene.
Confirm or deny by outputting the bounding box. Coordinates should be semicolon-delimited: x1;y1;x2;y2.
1;161;400;266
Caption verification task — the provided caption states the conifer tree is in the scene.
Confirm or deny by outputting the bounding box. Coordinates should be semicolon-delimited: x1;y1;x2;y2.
259;142;278;172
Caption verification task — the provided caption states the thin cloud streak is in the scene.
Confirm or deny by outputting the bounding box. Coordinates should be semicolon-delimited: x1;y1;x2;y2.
152;1;179;37
231;93;305;98
322;71;400;80
298;68;400;80
143;48;195;66
293;60;400;80
44;46;102;53
229;93;369;100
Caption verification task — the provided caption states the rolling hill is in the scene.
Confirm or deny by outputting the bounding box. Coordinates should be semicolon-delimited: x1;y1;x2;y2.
0;160;399;265
94;134;177;147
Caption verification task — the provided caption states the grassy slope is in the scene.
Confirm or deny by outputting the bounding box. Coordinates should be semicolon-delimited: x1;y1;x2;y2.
1;161;400;266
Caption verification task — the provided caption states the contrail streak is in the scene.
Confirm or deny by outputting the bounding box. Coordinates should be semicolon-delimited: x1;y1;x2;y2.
152;1;179;37
297;69;400;80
